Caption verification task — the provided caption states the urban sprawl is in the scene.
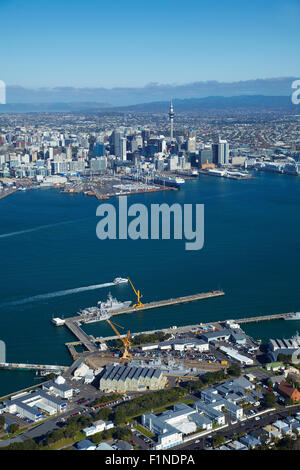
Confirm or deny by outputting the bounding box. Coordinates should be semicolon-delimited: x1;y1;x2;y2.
1;104;300;452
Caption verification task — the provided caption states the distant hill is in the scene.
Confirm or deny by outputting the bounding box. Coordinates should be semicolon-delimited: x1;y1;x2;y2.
2;77;297;108
0;95;296;114
0;102;111;113
114;95;295;113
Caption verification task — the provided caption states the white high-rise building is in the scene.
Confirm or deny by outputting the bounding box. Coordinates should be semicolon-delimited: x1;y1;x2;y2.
114;131;127;161
169;100;174;141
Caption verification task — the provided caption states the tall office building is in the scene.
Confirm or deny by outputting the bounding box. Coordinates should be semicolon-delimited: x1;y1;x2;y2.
169;99;174;141
142;129;151;145
113;131;127;161
212;139;229;166
94;142;105;157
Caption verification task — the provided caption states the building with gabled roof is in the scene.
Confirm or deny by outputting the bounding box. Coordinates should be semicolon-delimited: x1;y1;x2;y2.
278;381;300;403
99;363;167;392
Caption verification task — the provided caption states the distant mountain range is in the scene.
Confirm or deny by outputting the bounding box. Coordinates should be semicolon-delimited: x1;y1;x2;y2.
0;77;298;112
115;95;295;113
0;95;296;114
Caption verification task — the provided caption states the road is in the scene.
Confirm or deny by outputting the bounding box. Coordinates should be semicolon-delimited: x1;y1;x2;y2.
176;405;300;450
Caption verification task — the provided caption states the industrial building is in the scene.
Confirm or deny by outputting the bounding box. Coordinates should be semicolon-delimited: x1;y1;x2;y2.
201;328;247;345
142;402;214;450
42;375;73;399
219;346;254;365
140;337;209;353
99;363;167;393
268;333;300;362
1;390;68;421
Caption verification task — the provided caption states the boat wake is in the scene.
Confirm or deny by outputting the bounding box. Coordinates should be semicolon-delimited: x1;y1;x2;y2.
0;217;92;240
1;282;115;307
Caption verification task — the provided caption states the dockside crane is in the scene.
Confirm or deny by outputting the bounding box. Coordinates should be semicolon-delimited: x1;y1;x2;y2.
128;278;144;309
106;319;132;359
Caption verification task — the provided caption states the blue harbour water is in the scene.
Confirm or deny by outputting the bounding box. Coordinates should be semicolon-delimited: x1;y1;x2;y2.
0;173;300;396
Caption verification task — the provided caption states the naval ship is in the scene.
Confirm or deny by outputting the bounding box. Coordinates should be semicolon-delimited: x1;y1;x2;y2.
78;292;132;323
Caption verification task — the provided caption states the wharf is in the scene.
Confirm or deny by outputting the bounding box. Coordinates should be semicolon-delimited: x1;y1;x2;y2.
0;362;67;372
64;319;98;352
110;290;225;316
0;189;18;200
198;170;255;180
82;311;293;344
61;310;295;364
62;290;225;353
234;312;292;323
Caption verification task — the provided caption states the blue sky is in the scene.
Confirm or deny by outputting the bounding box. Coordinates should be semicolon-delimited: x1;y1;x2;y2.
1;0;299;88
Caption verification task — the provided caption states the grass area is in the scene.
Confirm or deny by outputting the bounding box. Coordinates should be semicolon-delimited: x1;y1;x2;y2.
43;437;76;450
182;398;195;405
115;395;189;425
135;424;155;438
2;426;28;440
75;431;86;441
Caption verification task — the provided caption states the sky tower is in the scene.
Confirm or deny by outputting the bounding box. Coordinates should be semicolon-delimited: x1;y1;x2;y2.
169;99;174;140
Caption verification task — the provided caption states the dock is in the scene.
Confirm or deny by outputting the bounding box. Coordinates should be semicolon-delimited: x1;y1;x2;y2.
110;290;225;317
63;310;294;354
65;290;225;325
62;290;225;354
64;319;98;353
234;312;292;323
0;362;68;372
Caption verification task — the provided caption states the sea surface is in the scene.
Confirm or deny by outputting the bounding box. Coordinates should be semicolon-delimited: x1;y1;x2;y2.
0;172;300;396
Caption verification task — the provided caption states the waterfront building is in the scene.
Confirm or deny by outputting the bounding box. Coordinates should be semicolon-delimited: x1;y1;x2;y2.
1;390;68;421
42;375;73;399
268;333;300;362
99;364;167;393
212;139;229;166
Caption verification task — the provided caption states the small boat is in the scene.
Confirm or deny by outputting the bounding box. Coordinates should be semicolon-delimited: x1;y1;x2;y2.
113;277;128;285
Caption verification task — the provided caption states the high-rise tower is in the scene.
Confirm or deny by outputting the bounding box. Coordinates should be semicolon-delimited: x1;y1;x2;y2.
169;99;174;141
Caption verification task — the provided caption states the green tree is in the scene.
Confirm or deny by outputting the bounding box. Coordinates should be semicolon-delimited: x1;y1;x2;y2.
227;363;241;377
94;407;112;421
9;423;19;434
264;391;277;408
0;415;5;431
113;427;131;441
212;434;225;448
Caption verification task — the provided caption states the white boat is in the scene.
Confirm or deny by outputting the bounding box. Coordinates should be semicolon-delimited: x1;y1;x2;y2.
51;317;65;326
113;277;128;285
284;312;300;320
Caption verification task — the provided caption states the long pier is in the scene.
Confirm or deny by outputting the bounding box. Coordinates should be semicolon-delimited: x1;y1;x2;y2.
0;362;68;372
62;290;225;353
67;311;294;347
110;290;225;317
65;290;225;324
234;312;292;323
64;319;98;352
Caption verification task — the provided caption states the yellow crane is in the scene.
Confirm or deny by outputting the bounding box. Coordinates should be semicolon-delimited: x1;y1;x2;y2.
128;278;144;309
106;318;132;359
